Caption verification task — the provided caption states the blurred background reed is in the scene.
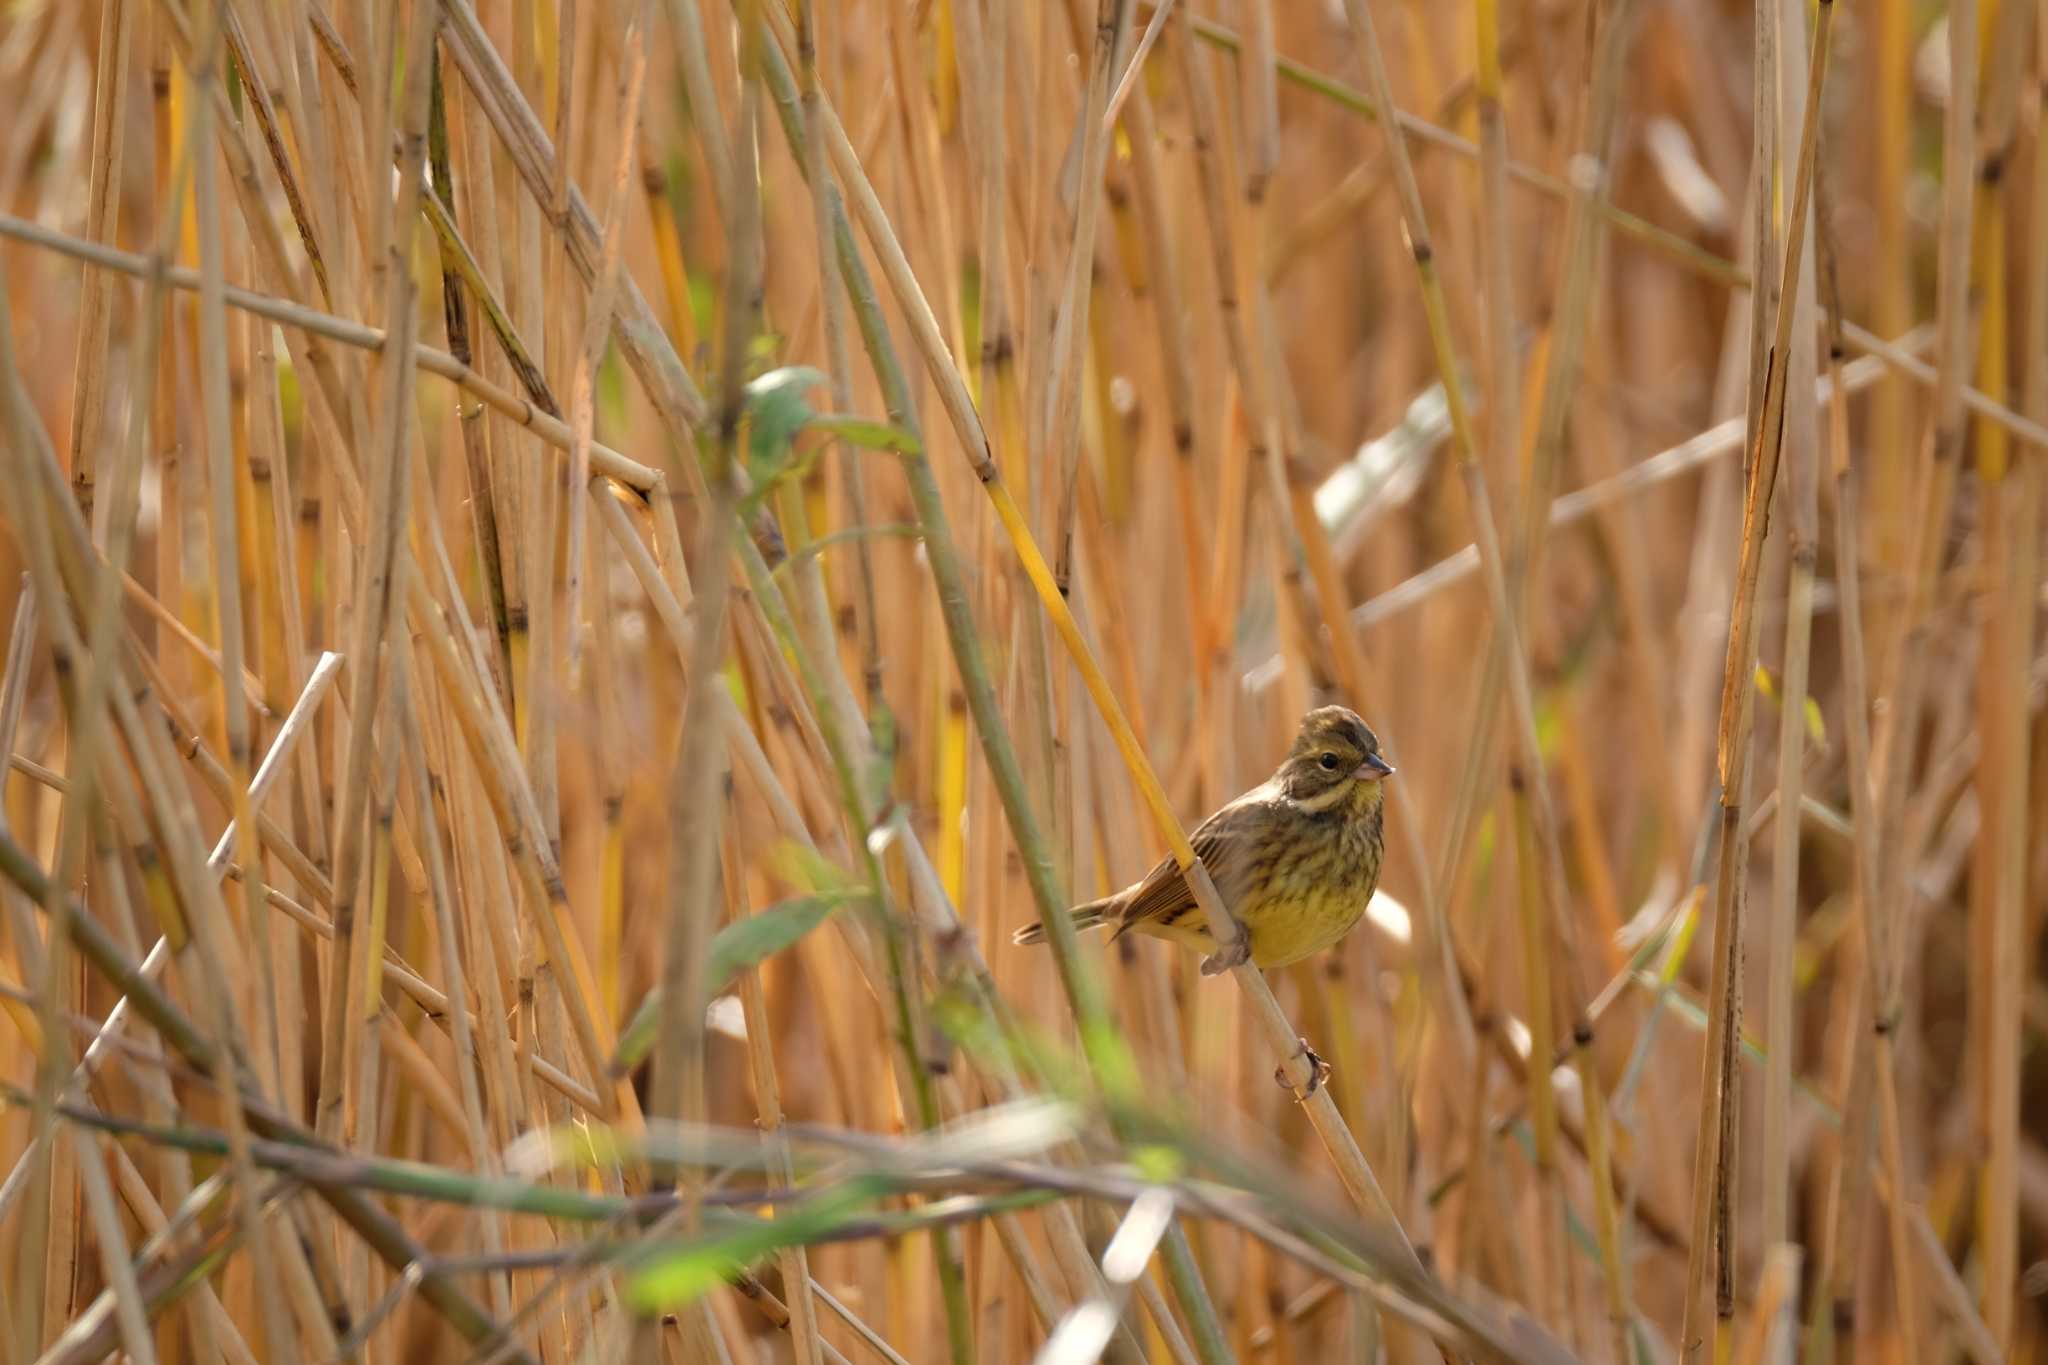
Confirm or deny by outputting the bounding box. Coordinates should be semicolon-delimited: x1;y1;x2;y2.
0;0;2043;1361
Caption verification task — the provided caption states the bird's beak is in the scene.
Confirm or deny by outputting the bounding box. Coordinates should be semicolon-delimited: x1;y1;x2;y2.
1353;753;1395;781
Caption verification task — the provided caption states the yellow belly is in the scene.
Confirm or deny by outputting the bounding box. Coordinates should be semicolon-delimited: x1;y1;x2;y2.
1134;883;1369;969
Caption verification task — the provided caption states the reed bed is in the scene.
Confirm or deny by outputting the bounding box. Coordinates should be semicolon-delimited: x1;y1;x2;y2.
0;1;2042;1362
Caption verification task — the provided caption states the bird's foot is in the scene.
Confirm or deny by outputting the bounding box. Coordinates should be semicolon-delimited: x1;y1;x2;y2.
1274;1037;1332;1097
1199;926;1252;976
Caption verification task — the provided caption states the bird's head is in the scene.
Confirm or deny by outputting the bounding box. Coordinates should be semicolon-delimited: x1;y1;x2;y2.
1275;705;1395;811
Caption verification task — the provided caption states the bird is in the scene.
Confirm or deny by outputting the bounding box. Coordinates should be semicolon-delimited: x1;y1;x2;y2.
1013;705;1394;976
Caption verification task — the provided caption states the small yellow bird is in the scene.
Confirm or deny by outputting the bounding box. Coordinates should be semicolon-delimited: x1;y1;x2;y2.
1014;705;1394;974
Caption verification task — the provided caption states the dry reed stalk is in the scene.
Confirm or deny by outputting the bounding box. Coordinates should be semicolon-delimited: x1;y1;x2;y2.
0;8;84;213
758;70;1200;1358
1804;147;1887;1364
192;4;298;1351
1117;90;1216;699
311;0;429;1163
4;219;134;1365
1679;6;1834;1356
441;0;709;445
1866;0;1915;580
731;522;982;1353
1181;10;1745;289
1965;2;2037;1348
1204;10;1368;720
1839;2;1986;1361
1472;0;1515;507
2003;14;2048;1353
66;0;134;528
1043;0;1124;602
0;824;535;1361
1760;0;1823;1265
1469;4;1642;1347
557;8;645;682
1167;12;1316;721
1727;1243;1801;1365
647;0;739;1182
1331;21;1628;1352
400;566;615;1108
3;1;2045;1359
720;819;824;1365
1333;0;1589;1062
1325;346;1911;640
49;1153;260;1365
0;649;338;1239
3;197;525;1365
0;214;666;495
752;26;1248;1358
19;5;141;1343
1866;0;1980;1006
792;0;880;704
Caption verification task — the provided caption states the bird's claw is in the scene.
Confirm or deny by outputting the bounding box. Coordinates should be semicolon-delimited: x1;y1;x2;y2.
1275;1037;1332;1097
1200;927;1252;976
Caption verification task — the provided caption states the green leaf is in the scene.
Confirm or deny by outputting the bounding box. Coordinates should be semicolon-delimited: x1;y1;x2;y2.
744;366;828;482
768;840;858;897
611;992;663;1077
627;1185;877;1315
705;894;845;994
610;892;861;1075
860;699;899;817
959;257;983;405
1657;888;1704;986
869;697;899;761
809;413;922;454
746;331;787;371
1532;694;1564;758
1131;1144;1184;1185
596;339;629;436
686;272;713;342
274;352;303;445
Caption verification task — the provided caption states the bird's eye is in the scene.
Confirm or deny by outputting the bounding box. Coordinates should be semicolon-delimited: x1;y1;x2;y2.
1318;753;1339;771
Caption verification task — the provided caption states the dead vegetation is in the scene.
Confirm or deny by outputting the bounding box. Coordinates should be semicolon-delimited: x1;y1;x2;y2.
0;0;2043;1361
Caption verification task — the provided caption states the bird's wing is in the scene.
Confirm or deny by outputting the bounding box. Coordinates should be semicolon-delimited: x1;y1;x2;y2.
1109;793;1276;933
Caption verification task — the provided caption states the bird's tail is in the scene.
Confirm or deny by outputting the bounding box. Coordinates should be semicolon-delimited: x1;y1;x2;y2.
1012;897;1116;947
